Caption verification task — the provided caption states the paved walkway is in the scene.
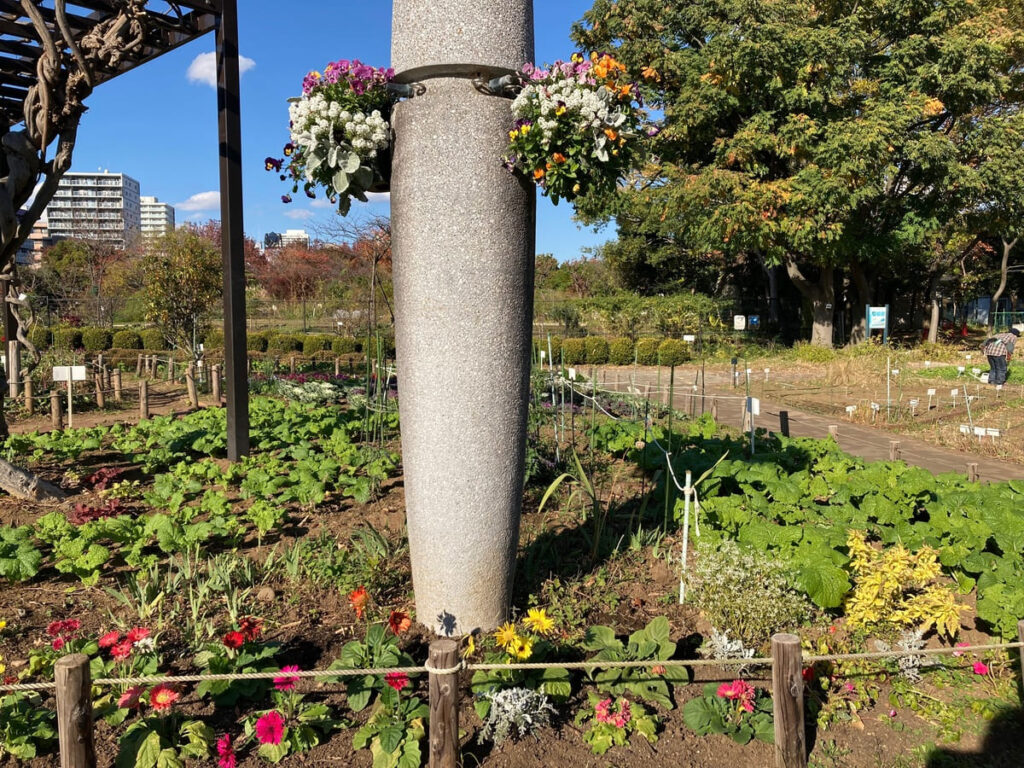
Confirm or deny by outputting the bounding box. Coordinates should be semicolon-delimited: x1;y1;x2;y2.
595;366;1024;483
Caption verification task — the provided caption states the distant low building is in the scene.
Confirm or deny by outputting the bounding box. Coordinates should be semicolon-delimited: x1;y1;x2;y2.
281;229;310;248
16;216;51;267
44;171;142;248
264;231;283;250
140;196;175;239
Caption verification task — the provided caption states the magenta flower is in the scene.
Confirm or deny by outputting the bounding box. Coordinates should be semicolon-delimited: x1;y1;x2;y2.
973;661;989;675
717;680;756;713
953;641;969;657
117;686;144;710
385;672;409;692
274;665;300;692
255;711;285;745
216;734;236;768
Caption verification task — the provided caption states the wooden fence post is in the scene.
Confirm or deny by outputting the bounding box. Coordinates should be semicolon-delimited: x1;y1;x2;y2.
166;358;174;382
136;354;143;377
428;638;459;768
94;376;105;409
889;441;901;461
186;364;199;409
23;376;33;415
771;633;806;768
104;365;111;392
112;369;122;402
139;381;149;420
334;357;341;377
290;355;296;375
967;462;979;483
212;364;222;403
779;410;790;438
50;389;62;430
828;424;839;440
710;397;718;422
55;653;96;768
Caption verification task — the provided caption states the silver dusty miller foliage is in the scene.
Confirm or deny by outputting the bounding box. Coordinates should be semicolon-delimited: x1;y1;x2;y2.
478;687;556;745
874;628;940;682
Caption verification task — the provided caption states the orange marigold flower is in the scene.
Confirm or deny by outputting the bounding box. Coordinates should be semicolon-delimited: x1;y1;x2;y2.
604;128;619;141
533;168;546;180
348;586;369;619
149;684;179;712
552;153;567;164
388;610;412;635
618;84;632;99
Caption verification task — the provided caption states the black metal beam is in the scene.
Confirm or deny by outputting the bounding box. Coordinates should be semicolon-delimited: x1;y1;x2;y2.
216;0;249;460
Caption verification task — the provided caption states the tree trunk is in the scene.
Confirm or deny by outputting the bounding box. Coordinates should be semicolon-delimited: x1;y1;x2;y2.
848;261;871;345
785;259;835;347
989;237;1018;332
928;293;941;344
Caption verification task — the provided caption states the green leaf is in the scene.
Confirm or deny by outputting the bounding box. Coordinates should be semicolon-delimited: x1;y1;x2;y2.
797;561;851;608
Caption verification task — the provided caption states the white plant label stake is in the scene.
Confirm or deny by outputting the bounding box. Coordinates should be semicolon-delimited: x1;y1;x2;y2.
679;469;693;604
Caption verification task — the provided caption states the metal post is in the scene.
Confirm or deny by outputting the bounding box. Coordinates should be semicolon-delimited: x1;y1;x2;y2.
217;0;250;460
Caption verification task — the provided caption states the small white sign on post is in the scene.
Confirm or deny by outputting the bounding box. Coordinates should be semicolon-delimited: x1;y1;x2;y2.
733;315;746;331
52;365;87;428
568;367;577;381
747;397;760;416
682;334;696;343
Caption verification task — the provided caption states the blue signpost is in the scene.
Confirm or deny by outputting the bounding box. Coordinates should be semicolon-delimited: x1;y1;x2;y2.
866;305;889;345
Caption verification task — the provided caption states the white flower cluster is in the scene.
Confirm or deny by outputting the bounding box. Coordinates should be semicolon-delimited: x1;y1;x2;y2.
288;92;389;166
512;77;627;150
275;379;345;404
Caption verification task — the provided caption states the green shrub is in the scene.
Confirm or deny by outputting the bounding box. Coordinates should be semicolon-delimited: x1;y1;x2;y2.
608;337;634;366
686;540;810;650
561;337;586;366
140;328;166;350
267;333;302;354
27;326;51;351
362;335;396;358
789;342;836;363
657;338;689;367
52;327;83;351
332;336;360;355
111;330;142;350
80;327;112;351
584;336;610;365
247;332;270;352
204;329;225;349
635;337;659;366
303;334;333;356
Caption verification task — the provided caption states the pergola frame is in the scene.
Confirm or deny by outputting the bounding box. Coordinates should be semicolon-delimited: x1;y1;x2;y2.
0;0;249;458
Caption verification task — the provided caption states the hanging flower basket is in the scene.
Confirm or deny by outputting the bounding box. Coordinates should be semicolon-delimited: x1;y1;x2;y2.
504;53;646;206
267;59;395;216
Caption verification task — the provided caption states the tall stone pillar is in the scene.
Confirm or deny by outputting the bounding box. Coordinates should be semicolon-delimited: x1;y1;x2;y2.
391;1;535;635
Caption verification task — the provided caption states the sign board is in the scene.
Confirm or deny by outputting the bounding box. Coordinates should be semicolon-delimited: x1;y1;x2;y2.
746;397;760;416
52;365;87;382
868;306;888;330
733;315;746;331
927;388;936;397
682;334;696;343
567;367;577;381
748;315;761;330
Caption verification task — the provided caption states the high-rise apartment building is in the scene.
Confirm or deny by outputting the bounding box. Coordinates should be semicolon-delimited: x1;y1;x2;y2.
281;229;310;248
45;172;142;248
140;196;175;239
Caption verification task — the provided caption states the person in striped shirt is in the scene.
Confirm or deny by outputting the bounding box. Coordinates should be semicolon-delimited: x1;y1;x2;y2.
982;326;1021;385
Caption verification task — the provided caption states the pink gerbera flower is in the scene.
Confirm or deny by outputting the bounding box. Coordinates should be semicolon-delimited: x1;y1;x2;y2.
216;733;236;768
255;711;285;745
973;661;989;675
98;631;120;649
385;672;409;692
117;686;144;710
274;665;300;692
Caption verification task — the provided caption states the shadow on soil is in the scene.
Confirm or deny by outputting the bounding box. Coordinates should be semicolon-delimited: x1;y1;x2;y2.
924;708;1024;767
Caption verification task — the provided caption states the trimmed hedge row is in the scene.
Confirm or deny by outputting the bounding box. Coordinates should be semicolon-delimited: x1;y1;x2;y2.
535;335;693;366
23;327;367;357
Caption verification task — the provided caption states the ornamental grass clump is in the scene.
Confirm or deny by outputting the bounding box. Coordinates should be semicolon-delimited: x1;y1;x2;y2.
687;540;811;649
505;52;644;204
270;59;394;215
845;530;962;638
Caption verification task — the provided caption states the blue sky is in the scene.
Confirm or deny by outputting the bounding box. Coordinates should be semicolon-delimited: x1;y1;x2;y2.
61;0;612;261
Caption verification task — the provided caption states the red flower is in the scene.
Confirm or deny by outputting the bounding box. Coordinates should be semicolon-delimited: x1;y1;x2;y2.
239;616;263;642
385;672;409;692
126;627;150;644
216;734;236;768
149;684;180;712
348;586;369;619
112;640;133;661
255;711;285;745
222;631;245;650
46;621;63;637
802;667;815;683
388;610;411;635
51;637;65;651
98;631;120;649
274;665;300;692
117;686;144;710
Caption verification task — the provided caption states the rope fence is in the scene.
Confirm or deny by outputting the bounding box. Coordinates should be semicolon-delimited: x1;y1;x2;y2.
2;630;1022;768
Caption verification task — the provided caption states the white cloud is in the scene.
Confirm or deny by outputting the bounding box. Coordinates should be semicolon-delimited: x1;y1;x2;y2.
187;52;256;88
309;197;334;209
176;191;220;211
283;208;315;221
362;192;390;204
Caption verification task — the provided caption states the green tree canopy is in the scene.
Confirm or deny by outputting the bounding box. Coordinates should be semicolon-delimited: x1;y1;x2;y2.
574;0;1024;345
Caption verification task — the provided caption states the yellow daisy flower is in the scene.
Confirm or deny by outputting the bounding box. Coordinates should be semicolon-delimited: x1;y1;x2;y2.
510;636;533;661
523;608;555;635
494;622;517;649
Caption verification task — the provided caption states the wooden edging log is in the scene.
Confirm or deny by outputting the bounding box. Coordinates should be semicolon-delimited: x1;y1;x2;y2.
0;457;65;502
772;633;807;768
428;638;459;768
